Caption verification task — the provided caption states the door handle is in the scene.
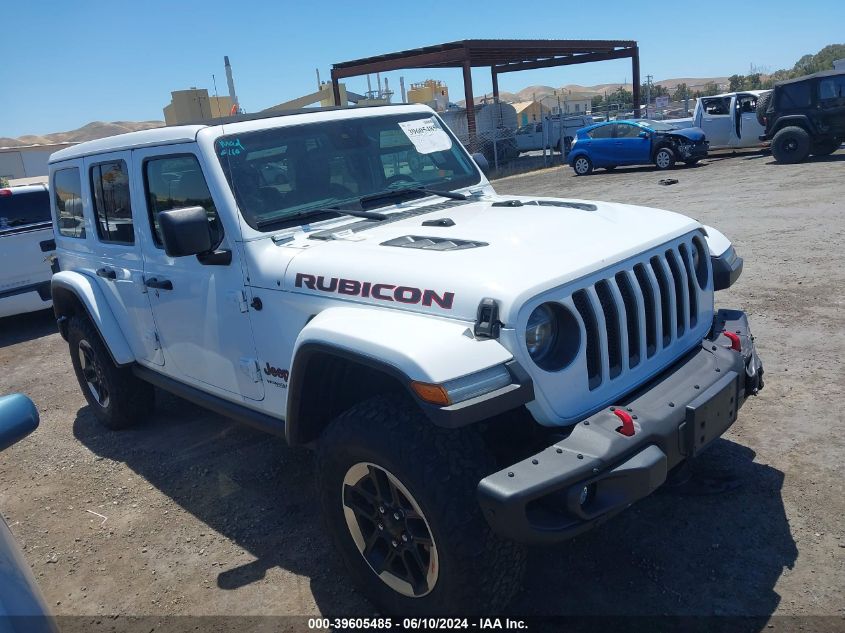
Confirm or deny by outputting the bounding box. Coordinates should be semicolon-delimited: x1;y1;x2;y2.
145;277;173;290
96;267;116;280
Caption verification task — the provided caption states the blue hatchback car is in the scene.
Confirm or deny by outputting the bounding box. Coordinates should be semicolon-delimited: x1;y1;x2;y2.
568;120;709;175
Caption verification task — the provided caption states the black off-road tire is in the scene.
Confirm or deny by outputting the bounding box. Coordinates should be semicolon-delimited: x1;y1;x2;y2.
315;394;526;616
810;138;841;156
67;315;154;429
771;126;811;164
755;91;773;127
654;146;676;170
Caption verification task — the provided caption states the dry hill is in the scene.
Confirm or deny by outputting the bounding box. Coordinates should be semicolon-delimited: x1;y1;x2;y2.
1;120;165;148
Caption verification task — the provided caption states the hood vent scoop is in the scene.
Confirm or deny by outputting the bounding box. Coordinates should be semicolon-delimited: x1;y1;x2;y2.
422;217;455;227
491;199;597;211
381;235;488;251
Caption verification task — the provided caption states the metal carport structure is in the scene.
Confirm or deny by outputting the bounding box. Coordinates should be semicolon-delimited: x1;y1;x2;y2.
331;39;640;140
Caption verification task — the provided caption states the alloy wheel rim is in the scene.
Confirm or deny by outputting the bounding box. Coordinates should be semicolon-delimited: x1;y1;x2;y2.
78;340;109;408
342;462;439;597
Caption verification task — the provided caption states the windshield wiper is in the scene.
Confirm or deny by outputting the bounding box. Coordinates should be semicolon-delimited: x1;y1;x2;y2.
256;207;388;229
359;186;468;206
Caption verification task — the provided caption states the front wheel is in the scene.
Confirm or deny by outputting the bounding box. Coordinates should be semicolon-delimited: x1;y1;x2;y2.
68;315;154;429
654;147;676;170
316;395;525;616
572;155;593;175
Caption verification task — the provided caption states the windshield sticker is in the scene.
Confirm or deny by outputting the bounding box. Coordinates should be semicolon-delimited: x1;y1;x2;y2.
397;118;452;154
218;139;246;157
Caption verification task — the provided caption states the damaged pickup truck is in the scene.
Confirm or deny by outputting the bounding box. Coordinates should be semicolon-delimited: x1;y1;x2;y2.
569;119;709;175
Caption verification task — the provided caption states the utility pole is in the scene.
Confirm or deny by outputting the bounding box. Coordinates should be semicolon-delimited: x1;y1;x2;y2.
646;74;653;117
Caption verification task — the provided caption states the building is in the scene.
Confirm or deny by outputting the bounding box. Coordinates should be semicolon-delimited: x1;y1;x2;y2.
511;101;550;127
407;80;449;111
0;143;76;182
163;89;234;125
539;93;593;116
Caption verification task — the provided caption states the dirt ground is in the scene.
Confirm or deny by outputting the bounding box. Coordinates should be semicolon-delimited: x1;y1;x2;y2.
1;149;843;627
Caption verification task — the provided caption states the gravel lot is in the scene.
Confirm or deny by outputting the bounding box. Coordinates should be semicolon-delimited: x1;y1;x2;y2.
1;149;843;626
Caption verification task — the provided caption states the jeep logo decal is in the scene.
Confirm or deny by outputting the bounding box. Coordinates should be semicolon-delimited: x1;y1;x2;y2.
295;273;454;310
263;363;289;387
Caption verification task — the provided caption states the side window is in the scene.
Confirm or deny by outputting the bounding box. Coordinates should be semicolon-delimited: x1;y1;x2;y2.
587;125;614;139
143;155;223;247
779;83;811;108
615;123;642;138
0;189;51;232
819;76;845;101
702;97;731;116
53;168;85;238
90;160;134;244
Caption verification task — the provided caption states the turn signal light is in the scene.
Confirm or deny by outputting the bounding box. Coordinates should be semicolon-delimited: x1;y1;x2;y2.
410;382;451;406
0;189;12;197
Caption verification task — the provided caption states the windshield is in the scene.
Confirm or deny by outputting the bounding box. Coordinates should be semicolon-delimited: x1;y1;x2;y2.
641;120;679;131
215;112;481;231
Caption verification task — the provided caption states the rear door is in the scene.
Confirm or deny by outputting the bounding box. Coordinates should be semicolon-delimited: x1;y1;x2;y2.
81;152;163;364
133;145;264;401
817;75;845;136
585;124;616;165
0;187;54;312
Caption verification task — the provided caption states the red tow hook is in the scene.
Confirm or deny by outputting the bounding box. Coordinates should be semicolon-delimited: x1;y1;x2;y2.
613;409;636;436
723;331;742;352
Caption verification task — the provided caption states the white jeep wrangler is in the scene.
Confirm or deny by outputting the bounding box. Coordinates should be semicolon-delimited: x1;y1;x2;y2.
48;104;763;615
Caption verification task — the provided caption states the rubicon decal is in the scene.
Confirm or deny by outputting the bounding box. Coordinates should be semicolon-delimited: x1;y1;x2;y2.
295;273;454;309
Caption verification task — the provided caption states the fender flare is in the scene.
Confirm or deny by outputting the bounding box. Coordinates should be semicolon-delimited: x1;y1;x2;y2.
285;306;529;445
771;115;813;135
50;271;135;366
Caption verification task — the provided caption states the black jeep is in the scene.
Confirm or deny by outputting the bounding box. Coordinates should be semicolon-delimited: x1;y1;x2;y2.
757;70;845;163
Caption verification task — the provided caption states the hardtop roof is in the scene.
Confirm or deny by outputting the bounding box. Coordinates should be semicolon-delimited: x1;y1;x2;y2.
775;69;844;87
48;103;432;164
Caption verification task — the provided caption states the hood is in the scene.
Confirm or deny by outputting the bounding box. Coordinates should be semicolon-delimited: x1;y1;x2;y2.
248;196;701;323
666;126;706;142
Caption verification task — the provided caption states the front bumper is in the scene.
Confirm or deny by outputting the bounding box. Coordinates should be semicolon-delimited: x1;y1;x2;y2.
477;309;763;544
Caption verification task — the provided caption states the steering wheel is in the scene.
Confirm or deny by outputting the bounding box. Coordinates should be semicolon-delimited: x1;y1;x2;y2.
384;174;416;186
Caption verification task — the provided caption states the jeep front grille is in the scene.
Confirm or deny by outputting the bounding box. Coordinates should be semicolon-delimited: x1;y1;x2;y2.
523;231;714;423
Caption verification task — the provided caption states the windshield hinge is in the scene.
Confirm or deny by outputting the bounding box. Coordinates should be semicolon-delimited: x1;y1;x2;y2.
474;298;503;339
235;290;249;313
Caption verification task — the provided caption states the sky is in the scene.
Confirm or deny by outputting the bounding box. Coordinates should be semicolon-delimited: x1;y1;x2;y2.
1;0;843;138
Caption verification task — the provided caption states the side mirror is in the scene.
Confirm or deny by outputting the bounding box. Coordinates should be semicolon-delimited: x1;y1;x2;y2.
0;394;39;452
158;206;213;257
638;131;649;138
471;152;490;174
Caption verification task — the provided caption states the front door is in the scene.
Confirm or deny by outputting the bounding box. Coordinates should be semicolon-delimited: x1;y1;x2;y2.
613;122;650;164
698;96;733;148
132;145;264;401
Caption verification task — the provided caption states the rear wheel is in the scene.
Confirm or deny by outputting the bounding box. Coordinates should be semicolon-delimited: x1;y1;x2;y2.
316;395;525;616
654;147;676;170
572;155;593;175
68;316;154;429
810;138;841;156
770;126;811;163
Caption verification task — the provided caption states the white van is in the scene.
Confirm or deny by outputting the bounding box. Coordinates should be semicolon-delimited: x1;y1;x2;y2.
0;184;56;318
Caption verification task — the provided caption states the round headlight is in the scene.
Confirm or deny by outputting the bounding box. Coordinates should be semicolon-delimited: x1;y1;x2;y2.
526;304;558;362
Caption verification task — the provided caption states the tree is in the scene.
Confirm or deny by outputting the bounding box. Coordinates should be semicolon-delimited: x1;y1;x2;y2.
591;94;604;109
702;81;721;96
729;74;744;91
672;83;689;101
0;176;8;188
